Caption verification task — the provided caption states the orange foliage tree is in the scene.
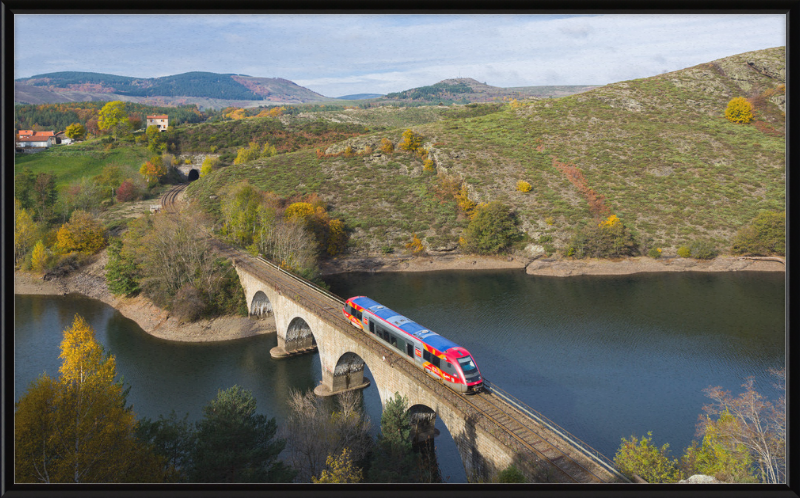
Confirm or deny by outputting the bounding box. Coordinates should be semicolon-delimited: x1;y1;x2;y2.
54;210;106;255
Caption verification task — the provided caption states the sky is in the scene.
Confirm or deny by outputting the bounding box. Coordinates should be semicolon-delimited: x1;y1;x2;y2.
14;13;785;98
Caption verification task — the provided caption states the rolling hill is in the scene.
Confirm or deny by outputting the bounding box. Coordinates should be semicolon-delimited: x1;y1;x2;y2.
380;77;598;104
14;71;334;108
184;47;785;257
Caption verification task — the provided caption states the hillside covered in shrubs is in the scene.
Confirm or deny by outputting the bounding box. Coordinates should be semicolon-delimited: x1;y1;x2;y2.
185;47;785;261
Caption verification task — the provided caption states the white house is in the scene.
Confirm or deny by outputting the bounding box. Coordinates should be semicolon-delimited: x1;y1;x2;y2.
16;135;55;151
146;114;169;131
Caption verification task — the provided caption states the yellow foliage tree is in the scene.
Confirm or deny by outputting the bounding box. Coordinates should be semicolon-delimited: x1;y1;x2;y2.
285;202;316;223
55;210;106;255
312;448;363;483
31;240;48;272
139;157;167;186
15;199;39;263
405;233;425;254
380;138;394;154
398;129;422;152
15;315;164;482
200;156;219;177
456;186;477;218
725;97;754;124
234;141;263;164
423;158;435;172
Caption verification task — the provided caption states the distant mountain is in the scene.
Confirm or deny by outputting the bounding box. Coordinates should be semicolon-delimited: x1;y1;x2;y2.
14;71;335;108
337;93;384;100
381;77;598;103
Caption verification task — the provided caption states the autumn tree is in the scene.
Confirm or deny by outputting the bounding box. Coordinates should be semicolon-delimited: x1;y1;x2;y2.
116;179;140;202
312;448;363;483
189;385;296;483
200;156;219;177
282;389;372;482
139;156;167;186
380;137;394;153
725;97;754;124
15;315;164;483
398;129;422;152
54;210;106;255
680;411;757;483
30;240;49;272
699;371;785;483
15;199;39;264
614;432;683;483
98;100;130;142
65;122;86;140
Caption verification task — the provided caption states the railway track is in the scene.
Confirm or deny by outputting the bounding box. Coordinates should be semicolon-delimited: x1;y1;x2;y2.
207;240;626;483
159;183;188;213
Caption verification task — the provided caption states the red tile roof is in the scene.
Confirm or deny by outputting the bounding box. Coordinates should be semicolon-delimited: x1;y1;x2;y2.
18;130;34;136
17;136;52;142
34;131;55;137
147;115;169;119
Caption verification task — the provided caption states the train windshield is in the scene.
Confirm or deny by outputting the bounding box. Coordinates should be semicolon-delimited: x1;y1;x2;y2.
458;356;477;372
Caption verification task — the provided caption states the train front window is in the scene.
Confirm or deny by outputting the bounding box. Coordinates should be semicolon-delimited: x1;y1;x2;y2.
458;357;476;372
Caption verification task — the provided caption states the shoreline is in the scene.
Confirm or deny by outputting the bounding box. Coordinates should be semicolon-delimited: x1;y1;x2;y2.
16;252;784;343
13;249;276;343
320;253;785;277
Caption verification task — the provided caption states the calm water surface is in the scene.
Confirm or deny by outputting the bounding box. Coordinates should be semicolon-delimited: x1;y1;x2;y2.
15;270;784;482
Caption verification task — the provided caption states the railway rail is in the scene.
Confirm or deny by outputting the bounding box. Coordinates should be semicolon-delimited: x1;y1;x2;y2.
207;240;626;483
159;183;188;213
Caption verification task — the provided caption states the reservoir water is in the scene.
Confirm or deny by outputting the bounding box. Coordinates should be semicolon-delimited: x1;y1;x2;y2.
14;270;785;482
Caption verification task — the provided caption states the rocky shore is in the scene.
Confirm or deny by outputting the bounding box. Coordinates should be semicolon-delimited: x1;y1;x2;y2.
320;253;785;277
15;250;783;343
14;249;276;343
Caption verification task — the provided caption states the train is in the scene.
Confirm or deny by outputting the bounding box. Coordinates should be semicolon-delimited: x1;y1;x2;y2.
342;296;484;394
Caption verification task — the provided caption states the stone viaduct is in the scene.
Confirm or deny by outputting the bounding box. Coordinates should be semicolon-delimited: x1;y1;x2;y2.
209;239;627;484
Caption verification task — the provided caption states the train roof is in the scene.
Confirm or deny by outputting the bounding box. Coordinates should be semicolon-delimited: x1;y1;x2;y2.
349;296;461;353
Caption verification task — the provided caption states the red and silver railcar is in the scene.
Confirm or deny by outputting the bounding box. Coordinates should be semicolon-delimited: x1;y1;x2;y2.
343;296;483;394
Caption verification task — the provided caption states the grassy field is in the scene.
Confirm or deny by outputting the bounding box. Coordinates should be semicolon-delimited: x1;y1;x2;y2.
14;140;150;190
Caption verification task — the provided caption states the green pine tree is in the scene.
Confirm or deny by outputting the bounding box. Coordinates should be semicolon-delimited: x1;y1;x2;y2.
105;237;140;296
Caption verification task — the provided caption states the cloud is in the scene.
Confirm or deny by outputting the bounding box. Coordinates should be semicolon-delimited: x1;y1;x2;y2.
14;13;785;96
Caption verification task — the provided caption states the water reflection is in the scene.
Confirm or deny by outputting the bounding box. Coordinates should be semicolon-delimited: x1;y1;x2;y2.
15;269;783;482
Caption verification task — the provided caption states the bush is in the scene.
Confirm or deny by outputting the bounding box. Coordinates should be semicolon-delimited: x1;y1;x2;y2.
689;240;718;260
461;201;522;255
116;180;140;202
171;284;206;322
497;464;526;483
677;246;691;258
54;210;106;255
648;247;663;259
615;432;683;483
725;97;754;124
516;180;532;193
566;215;638;259
731;211;785;256
380;138;394;154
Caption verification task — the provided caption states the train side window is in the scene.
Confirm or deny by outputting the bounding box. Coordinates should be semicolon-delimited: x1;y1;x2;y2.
431;355;440;368
422;350;431;362
368;320;375;333
406;343;414;357
353;308;362;320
